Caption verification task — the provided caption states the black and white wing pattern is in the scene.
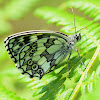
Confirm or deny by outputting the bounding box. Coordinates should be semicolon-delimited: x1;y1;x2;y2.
4;30;71;79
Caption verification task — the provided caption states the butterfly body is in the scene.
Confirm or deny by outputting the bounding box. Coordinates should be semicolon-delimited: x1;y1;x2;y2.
4;30;81;79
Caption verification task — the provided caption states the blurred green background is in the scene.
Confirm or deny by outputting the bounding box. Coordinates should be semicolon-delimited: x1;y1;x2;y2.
0;0;100;100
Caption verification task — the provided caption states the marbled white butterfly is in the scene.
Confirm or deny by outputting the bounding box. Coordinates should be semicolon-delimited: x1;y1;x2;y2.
4;30;81;79
4;8;85;79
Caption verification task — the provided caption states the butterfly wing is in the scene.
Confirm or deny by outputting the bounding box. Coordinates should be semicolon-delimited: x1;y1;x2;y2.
4;30;70;79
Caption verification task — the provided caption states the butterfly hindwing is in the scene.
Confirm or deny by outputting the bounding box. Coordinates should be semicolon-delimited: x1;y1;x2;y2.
4;30;69;79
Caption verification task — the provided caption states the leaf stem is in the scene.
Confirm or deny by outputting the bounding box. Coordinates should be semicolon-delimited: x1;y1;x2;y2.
69;46;100;100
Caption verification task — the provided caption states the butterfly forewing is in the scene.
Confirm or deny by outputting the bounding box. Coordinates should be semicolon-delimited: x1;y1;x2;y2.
4;30;70;79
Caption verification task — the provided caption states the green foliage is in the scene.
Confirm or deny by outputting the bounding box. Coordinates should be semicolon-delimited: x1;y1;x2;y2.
62;1;100;21
0;86;25;100
80;66;100;100
2;0;40;20
0;0;40;34
1;0;100;100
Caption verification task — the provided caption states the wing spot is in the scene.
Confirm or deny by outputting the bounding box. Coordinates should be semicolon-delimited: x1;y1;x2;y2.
30;49;36;54
38;69;43;75
28;59;33;65
32;64;38;70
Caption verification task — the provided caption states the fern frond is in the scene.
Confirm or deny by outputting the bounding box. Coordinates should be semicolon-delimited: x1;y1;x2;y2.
34;6;75;33
60;1;100;22
80;65;100;100
32;6;100;99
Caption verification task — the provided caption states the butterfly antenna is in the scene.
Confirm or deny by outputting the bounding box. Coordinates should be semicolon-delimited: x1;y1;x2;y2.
76;27;87;33
70;7;76;34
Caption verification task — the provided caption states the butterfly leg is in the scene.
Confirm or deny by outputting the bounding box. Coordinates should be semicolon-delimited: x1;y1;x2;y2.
67;52;71;79
75;49;86;69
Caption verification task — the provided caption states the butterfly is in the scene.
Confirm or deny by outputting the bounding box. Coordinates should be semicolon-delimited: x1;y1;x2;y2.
4;30;81;79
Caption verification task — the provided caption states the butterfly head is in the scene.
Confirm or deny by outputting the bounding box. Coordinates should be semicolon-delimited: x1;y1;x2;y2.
68;32;81;50
69;32;81;44
74;32;81;42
